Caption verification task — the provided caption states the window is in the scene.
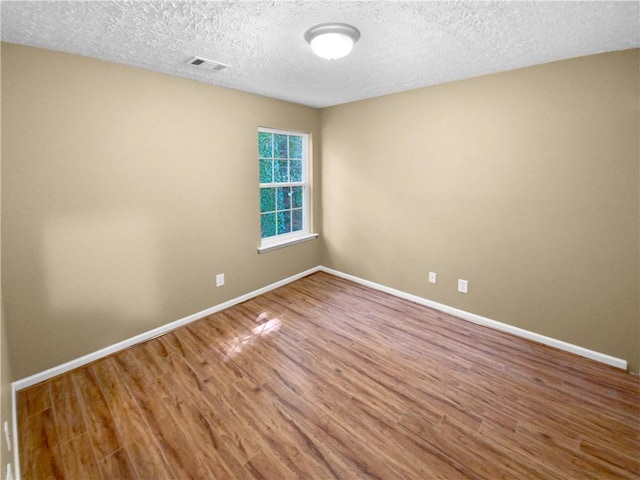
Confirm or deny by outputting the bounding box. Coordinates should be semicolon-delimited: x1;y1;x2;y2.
258;127;316;253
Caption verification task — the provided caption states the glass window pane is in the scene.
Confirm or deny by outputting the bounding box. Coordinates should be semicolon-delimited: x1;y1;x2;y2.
260;188;276;213
277;210;291;235
292;186;303;208
289;136;303;159
258;129;308;242
274;160;288;183
258;132;273;159
290;160;302;182
259;159;273;183
292;208;303;231
277;187;291;210
274;134;288;158
261;213;276;238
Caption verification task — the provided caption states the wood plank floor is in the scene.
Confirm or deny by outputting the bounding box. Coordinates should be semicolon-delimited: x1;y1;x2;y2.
17;272;640;479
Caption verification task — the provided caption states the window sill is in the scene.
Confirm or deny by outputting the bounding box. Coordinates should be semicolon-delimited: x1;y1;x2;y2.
257;232;319;254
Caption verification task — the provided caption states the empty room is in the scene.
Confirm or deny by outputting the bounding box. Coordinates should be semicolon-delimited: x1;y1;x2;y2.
1;1;639;479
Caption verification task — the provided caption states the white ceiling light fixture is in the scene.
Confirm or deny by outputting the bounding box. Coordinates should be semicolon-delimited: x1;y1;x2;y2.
304;23;361;60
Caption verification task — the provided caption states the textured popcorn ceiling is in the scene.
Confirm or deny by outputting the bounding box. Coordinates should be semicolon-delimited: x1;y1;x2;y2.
2;1;639;108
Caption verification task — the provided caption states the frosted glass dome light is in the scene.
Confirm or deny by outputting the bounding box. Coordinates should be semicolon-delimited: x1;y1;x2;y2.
305;23;361;60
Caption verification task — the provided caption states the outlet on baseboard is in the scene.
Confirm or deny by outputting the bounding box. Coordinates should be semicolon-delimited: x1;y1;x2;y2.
216;273;225;287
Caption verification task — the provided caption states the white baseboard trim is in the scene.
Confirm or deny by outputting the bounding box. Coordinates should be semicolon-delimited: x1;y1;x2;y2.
11;265;627;480
319;266;628;371
12;266;322;391
12;262;628;393
9;263;627;479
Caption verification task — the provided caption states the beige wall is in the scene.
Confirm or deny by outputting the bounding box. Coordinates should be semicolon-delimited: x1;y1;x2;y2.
0;48;15;474
2;43;639;380
1;43;322;379
321;49;640;372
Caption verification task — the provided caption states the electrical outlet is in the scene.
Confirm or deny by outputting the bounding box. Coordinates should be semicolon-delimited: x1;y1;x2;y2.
458;279;468;294
3;422;10;452
216;273;225;287
428;272;437;284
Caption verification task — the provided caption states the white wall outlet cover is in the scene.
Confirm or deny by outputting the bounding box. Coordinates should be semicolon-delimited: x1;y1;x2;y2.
458;279;468;293
428;272;437;284
216;273;225;287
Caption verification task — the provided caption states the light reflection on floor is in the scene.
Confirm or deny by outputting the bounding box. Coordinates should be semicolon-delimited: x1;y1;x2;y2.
225;312;281;360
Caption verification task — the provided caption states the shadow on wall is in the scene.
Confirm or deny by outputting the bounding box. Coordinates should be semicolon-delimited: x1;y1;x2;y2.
0;210;170;378
43;211;161;319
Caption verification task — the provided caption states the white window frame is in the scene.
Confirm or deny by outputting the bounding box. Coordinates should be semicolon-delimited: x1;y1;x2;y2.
257;127;317;254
